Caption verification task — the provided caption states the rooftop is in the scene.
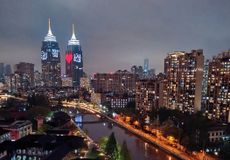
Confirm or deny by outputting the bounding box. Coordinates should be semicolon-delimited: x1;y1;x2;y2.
0;120;32;129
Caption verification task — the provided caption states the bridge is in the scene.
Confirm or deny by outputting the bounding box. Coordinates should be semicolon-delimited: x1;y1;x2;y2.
74;119;104;124
74;113;106;124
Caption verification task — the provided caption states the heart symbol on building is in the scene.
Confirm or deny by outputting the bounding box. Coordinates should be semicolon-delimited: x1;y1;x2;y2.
66;52;73;64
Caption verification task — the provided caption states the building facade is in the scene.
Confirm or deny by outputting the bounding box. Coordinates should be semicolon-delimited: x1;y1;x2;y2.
164;49;204;113
65;24;83;87
34;70;43;87
4;64;12;76
92;70;138;95
0;63;4;82
0;120;32;141
111;95;135;108
135;79;159;112
14;62;34;88
0;129;10;143
41;19;61;87
204;51;230;122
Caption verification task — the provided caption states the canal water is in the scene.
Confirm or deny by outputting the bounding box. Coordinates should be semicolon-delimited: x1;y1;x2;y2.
76;113;178;160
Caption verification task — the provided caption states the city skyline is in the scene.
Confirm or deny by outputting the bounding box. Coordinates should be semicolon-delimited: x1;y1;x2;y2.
1;0;230;75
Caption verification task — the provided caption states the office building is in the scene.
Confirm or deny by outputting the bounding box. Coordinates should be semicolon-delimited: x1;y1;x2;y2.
41;19;61;87
65;24;83;87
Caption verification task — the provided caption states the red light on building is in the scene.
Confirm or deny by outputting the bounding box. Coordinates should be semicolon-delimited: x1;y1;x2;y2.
66;52;73;64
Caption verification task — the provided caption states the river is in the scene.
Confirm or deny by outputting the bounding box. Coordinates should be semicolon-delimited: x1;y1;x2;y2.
75;113;178;160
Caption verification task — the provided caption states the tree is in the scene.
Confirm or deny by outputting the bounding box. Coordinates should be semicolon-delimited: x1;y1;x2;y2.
105;132;119;160
36;124;52;134
27;93;49;107
26;106;51;120
157;108;171;124
99;136;109;150
120;141;131;160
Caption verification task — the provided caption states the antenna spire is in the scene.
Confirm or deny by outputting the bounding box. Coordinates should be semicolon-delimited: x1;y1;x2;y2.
71;24;77;40
72;24;75;36
44;18;56;42
48;18;53;35
68;24;80;45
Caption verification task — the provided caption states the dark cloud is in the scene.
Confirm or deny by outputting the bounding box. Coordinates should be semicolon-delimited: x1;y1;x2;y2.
0;0;230;75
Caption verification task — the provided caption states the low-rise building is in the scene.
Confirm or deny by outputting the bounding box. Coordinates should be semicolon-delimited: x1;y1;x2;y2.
0;120;32;141
0;129;10;143
208;125;226;143
0;134;85;160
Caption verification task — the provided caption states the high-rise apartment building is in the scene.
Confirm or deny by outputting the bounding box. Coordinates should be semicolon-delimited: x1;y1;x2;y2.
92;70;138;94
164;49;204;113
204;51;230;122
135;73;166;112
41;19;61;87
65;24;83;87
135;79;158;112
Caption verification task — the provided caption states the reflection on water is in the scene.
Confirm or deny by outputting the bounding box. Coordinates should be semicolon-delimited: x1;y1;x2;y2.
76;114;178;160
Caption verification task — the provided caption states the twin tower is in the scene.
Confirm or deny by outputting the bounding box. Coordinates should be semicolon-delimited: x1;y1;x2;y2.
41;19;83;88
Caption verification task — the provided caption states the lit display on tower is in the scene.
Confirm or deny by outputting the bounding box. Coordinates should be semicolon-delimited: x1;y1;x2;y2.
41;19;61;87
65;24;83;87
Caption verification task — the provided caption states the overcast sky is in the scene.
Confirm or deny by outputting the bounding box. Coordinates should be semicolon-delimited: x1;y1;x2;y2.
0;0;230;75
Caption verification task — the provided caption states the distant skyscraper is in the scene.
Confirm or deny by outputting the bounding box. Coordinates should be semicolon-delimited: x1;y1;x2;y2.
143;59;149;73
15;62;34;88
4;64;12;76
65;24;83;87
204;51;230;123
41;19;61;87
164;49;204;113
0;63;4;82
131;65;143;79
0;63;4;75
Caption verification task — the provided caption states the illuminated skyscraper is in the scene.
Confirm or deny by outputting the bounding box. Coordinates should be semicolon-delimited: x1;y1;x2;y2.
65;24;83;87
164;49;204;113
41;19;61;87
204;51;230;122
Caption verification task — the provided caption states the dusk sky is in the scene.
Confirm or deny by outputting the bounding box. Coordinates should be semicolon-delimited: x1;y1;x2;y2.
0;0;230;75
